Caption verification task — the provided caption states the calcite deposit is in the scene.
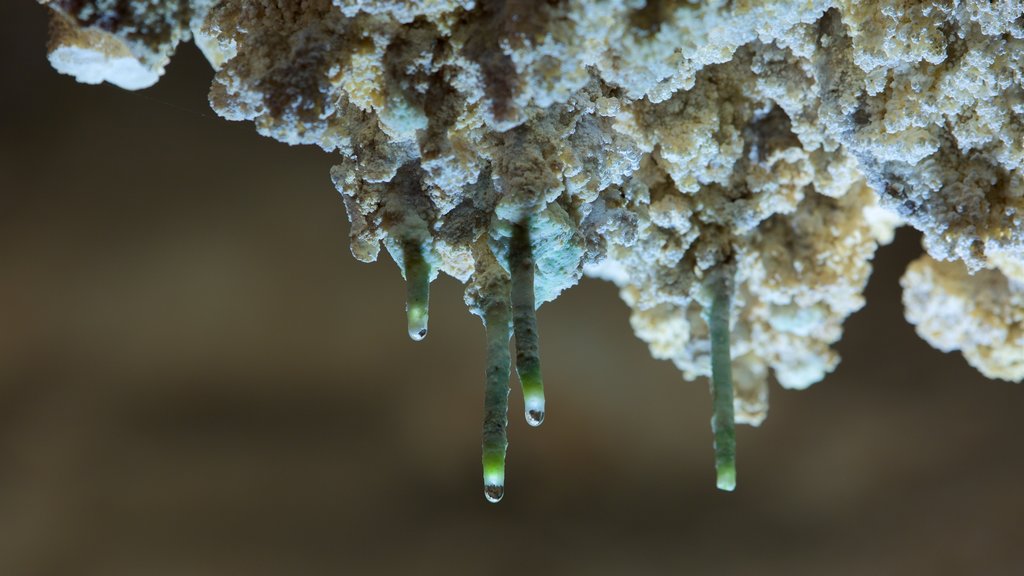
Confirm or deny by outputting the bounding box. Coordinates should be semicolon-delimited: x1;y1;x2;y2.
903;254;1024;382
36;0;1024;500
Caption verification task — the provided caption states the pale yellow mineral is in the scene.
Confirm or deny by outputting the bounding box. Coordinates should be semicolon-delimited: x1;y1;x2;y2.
902;255;1024;382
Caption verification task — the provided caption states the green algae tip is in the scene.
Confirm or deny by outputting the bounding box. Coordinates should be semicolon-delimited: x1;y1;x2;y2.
709;268;737;492
716;459;736;492
522;375;545;427
481;295;512;503
510;221;546;427
403;241;430;341
482;449;506;503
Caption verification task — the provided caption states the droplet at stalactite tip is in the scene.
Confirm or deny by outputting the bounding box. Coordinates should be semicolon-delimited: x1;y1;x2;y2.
482;450;506;504
510;221;546;427
709;267;737;492
404;240;430;341
481;295;512;503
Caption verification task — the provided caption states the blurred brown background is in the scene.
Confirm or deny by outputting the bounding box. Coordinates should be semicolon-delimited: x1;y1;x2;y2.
2;3;1023;575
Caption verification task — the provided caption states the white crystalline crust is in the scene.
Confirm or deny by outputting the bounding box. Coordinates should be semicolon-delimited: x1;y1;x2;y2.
41;0;1024;422
41;0;199;88
902;255;1024;382
48;41;161;90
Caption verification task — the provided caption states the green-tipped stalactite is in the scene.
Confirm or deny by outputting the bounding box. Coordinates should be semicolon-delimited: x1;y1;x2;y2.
481;293;512;503
510;221;545;427
709;267;737;491
404;240;430;341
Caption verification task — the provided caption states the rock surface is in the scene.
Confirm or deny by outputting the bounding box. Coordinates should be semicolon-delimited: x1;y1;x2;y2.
37;0;1024;423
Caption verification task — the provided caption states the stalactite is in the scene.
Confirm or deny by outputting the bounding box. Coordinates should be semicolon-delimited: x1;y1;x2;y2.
510;221;546;427
481;286;512;503
403;240;430;341
708;265;737;492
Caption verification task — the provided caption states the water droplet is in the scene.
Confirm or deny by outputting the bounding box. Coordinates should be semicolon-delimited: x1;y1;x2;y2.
523;385;545;427
526;409;545;427
484;483;504;503
407;311;428;341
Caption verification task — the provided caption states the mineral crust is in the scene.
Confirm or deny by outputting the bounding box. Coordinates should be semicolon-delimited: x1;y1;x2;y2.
35;0;1024;491
903;254;1024;382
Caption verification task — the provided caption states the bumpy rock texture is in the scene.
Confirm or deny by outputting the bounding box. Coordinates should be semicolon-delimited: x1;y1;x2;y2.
903;254;1024;381
38;1;1024;424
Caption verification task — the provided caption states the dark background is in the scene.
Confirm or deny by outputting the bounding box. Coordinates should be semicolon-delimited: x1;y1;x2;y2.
3;3;1023;574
